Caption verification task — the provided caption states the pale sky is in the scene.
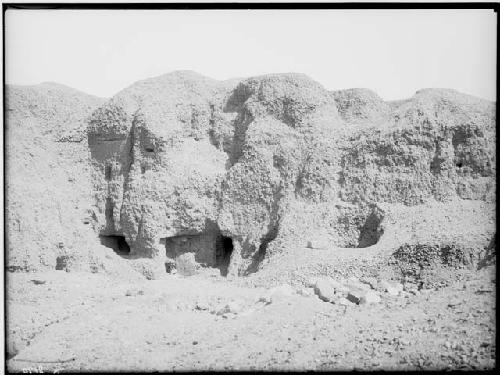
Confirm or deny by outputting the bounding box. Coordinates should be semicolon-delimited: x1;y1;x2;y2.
5;9;497;101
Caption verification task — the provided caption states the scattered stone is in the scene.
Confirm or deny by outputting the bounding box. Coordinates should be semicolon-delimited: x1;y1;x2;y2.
125;289;144;296
225;300;244;314
314;278;337;303
176;253;199;276
379;280;404;296
195;301;210;311
347;288;381;305
217;300;244;315
30;279;46;285
257;294;273;305
359;291;381;305
346;288;365;304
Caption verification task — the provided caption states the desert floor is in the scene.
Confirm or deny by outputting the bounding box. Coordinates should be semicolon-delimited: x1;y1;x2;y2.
6;260;495;372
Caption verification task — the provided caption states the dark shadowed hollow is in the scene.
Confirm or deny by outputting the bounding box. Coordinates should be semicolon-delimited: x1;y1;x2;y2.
216;235;234;276
99;235;131;255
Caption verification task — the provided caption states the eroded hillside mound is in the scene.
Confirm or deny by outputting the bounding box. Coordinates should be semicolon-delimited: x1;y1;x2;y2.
5;83;143;279
5;71;496;283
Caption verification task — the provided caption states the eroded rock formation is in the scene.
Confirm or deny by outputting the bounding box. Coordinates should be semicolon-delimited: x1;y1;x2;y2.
5;83;104;271
84;71;496;276
6;71;496;279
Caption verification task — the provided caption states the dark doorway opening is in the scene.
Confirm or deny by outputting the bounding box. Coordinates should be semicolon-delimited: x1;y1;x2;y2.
99;235;131;256
356;210;384;248
216;235;233;276
105;164;112;180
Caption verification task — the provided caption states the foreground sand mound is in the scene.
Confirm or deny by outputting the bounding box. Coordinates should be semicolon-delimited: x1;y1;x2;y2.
5;71;496;282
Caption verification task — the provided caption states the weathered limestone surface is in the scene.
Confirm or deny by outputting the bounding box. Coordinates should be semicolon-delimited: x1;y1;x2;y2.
5;83;105;271
6;71;496;278
87;72;235;270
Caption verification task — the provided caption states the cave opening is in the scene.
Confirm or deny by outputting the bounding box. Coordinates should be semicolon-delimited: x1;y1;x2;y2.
161;232;234;276
99;235;131;256
356;211;384;248
341;209;384;249
216;235;233;276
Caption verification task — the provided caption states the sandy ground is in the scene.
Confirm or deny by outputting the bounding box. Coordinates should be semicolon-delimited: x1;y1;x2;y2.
6;263;495;372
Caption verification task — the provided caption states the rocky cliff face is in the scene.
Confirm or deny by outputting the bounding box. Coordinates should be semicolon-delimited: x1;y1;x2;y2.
86;72;235;275
6;71;496;279
83;71;496;277
6;83;142;279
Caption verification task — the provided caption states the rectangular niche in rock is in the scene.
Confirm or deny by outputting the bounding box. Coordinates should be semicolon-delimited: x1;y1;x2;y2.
163;232;219;267
161;232;234;276
105;164;112;180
